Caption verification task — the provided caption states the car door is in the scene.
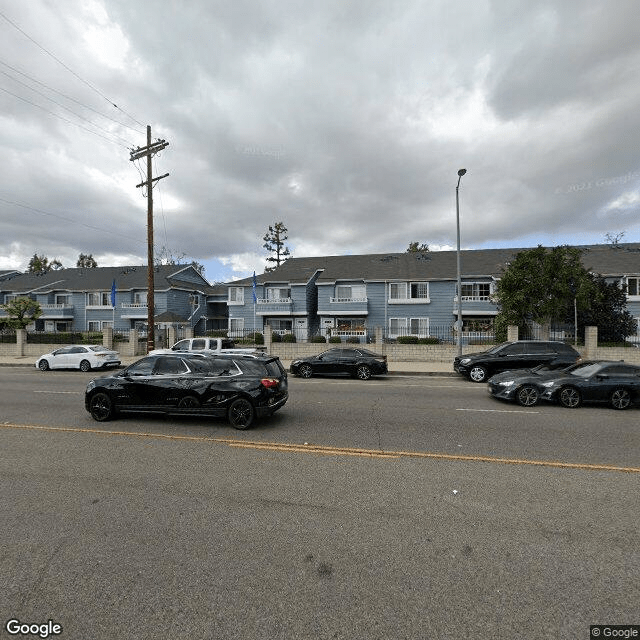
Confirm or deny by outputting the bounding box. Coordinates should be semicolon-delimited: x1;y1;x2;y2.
588;365;640;403
494;342;525;373
338;349;359;375
118;357;158;408
313;349;343;375
524;342;552;369
50;346;75;369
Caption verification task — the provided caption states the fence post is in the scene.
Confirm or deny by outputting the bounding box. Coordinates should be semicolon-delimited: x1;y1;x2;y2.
375;327;384;356
507;325;519;342
129;329;139;356
103;326;113;350
16;328;26;357
584;326;597;359
264;324;272;354
168;326;176;348
185;326;193;340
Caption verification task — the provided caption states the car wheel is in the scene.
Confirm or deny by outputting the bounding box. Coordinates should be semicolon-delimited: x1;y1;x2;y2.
559;386;581;408
516;385;539;407
469;365;488;383
228;398;254;430
355;365;372;380
89;392;114;422
610;388;631;410
298;364;313;378
178;395;200;409
38;359;50;371
79;359;92;372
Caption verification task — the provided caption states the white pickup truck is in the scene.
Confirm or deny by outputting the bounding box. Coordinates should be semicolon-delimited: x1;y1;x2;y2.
149;337;264;356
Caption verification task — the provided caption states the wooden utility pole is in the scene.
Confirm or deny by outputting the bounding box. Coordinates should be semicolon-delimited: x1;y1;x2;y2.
129;125;169;352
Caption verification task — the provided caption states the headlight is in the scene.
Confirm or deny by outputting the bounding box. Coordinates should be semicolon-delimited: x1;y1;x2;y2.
460;358;471;365
86;380;96;392
498;380;515;386
541;381;557;388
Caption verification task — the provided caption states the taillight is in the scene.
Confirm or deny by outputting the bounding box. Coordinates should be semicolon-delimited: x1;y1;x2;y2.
260;378;279;388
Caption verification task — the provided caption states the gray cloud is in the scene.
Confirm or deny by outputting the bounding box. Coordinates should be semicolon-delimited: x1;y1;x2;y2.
1;0;638;279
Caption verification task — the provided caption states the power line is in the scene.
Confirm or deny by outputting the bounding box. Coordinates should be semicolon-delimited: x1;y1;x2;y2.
0;70;135;147
0;196;146;246
0;58;145;136
0;8;146;130
0;85;131;149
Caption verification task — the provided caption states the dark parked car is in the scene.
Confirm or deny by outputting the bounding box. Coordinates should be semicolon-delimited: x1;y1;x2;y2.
290;348;388;380
488;360;640;409
85;353;288;429
453;340;581;383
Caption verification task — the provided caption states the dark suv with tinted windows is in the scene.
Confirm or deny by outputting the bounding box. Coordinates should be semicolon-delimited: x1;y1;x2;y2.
453;340;581;383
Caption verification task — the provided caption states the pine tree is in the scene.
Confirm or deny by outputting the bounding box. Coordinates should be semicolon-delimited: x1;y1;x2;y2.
263;222;291;272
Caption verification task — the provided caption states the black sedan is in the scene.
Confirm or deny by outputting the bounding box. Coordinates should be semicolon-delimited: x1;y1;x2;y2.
85;353;288;429
290;348;388;380
488;361;640;409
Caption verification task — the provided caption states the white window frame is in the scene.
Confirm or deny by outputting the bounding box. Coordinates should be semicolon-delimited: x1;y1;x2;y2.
460;282;491;301
228;287;244;305
266;287;291;301
388;282;430;304
55;294;71;305
133;291;147;305
626;276;640;299
332;284;366;303
229;317;244;336
87;292;110;307
88;320;113;331
389;317;429;337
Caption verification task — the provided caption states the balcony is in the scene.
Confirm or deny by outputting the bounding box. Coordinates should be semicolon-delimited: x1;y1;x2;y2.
319;297;369;315
453;295;496;315
40;304;74;318
256;298;292;315
120;303;150;319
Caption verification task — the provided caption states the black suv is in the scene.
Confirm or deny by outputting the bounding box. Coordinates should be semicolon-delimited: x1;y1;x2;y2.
453;341;581;383
85;353;288;429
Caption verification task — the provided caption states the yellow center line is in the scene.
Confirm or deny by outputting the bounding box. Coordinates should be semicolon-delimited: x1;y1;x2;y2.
1;422;638;473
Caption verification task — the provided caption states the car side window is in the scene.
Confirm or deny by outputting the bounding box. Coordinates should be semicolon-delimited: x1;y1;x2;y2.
603;365;638;376
172;340;190;351
155;357;189;375
126;359;155;376
191;339;206;350
528;343;549;354
502;344;524;355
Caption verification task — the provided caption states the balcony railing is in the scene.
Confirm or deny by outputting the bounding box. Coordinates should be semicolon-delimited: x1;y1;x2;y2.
330;297;368;303
121;303;148;309
256;298;292;304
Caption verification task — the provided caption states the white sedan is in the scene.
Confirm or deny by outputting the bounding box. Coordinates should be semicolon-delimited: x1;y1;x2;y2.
36;345;121;372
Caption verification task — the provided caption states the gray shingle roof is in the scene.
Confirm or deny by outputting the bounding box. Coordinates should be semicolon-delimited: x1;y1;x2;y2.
238;243;640;285
0;264;216;294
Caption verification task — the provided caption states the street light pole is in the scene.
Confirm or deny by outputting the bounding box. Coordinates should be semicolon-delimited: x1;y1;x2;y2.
456;168;467;357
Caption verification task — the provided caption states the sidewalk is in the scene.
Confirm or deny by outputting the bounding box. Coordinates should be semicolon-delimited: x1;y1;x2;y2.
0;354;457;376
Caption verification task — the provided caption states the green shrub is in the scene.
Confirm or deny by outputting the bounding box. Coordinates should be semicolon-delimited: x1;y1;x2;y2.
346;336;360;343
282;333;296;343
246;332;264;345
418;337;440;344
271;332;282;342
311;335;327;343
397;335;419;344
329;336;342;343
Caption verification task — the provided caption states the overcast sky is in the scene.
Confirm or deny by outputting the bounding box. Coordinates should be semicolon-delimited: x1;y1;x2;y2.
1;0;639;283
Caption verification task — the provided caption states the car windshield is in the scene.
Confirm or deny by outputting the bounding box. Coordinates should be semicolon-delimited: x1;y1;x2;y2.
485;343;509;354
568;362;605;378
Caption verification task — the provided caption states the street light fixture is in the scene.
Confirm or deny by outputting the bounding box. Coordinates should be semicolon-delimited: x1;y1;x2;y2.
456;168;467;357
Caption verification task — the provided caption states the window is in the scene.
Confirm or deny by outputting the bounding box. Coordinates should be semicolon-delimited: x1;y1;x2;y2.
334;284;366;301
87;292;110;306
626;277;639;297
266;287;291;300
460;283;491;300
133;291;147;305
229;318;244;333
389;283;407;299
88;321;101;332
409;318;429;336
228;288;244;304
55;294;71;305
389;282;429;302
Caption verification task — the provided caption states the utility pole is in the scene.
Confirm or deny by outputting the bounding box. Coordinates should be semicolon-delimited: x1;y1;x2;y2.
129;125;169;352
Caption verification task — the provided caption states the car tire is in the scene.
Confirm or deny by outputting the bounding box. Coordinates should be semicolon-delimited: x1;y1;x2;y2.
355;365;372;380
516;385;539;407
469;365;488;383
559;386;581;408
298;364;313;378
610;388;631;410
228;397;255;430
89;392;114;422
79;359;92;372
178;395;200;409
38;359;50;371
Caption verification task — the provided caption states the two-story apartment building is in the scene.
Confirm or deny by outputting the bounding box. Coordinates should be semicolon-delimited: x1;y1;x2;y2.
225;244;640;342
0;264;222;334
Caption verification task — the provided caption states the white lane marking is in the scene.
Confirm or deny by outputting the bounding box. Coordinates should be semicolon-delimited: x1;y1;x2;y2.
33;390;81;395
457;408;539;414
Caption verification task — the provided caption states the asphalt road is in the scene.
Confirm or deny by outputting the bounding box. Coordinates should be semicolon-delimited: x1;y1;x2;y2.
1;368;638;640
